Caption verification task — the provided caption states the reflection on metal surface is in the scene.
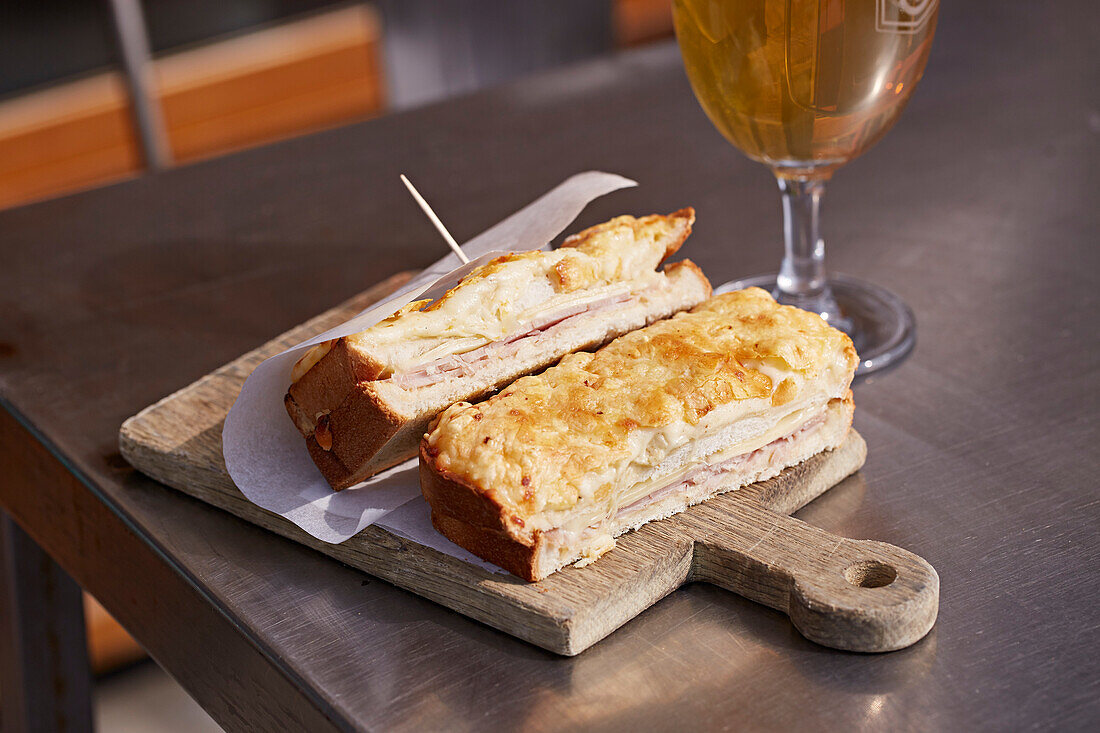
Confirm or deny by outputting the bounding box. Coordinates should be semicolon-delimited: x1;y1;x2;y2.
501;588;938;730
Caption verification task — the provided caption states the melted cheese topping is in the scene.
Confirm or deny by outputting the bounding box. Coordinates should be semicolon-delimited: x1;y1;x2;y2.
294;211;693;380
427;288;858;526
531;401;826;541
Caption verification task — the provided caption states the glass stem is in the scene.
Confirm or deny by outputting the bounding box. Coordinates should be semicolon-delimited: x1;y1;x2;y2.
774;177;844;325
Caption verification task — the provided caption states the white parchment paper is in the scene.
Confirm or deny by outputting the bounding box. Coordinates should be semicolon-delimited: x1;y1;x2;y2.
222;171;636;548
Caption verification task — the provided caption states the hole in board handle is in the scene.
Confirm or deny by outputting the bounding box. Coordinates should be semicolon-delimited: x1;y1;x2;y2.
843;560;898;588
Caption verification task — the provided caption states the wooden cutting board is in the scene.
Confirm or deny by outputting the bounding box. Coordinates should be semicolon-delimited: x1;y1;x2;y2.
120;273;938;656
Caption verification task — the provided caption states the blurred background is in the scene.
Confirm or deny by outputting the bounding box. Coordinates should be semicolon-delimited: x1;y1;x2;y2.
0;0;675;211
2;0;674;728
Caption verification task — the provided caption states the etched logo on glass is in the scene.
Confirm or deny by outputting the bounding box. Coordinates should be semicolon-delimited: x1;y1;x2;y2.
876;0;937;34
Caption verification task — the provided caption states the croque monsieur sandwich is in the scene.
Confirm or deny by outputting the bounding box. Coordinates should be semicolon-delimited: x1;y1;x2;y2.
286;209;711;490
419;288;859;581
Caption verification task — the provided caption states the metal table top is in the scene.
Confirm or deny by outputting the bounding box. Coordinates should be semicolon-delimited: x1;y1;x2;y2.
0;1;1096;729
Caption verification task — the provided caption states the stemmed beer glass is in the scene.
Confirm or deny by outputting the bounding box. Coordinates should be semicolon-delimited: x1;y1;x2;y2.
673;0;938;374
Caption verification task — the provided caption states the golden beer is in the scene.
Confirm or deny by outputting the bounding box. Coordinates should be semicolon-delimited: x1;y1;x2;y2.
673;0;938;177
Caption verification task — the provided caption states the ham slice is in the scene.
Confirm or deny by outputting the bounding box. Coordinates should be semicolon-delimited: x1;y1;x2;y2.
388;292;634;389
537;409;833;562
613;410;829;521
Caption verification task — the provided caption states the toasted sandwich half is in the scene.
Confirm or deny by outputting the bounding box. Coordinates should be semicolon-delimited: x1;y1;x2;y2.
419;288;859;581
287;209;711;490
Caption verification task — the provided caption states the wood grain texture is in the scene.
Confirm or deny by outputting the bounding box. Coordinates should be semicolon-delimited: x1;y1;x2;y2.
120;273;937;655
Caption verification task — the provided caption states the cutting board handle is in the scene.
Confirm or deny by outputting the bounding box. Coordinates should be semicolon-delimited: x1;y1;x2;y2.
687;501;939;652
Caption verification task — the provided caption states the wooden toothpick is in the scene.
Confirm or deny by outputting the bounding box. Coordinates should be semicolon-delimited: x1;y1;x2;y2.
400;174;469;264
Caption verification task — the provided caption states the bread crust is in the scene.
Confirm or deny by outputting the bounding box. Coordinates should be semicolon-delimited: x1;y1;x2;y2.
419;442;541;580
562;207;694;260
301;389;410;489
285;339;387;437
663;258;711;298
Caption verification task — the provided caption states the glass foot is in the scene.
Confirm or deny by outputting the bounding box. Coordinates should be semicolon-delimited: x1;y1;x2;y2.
714;273;916;376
